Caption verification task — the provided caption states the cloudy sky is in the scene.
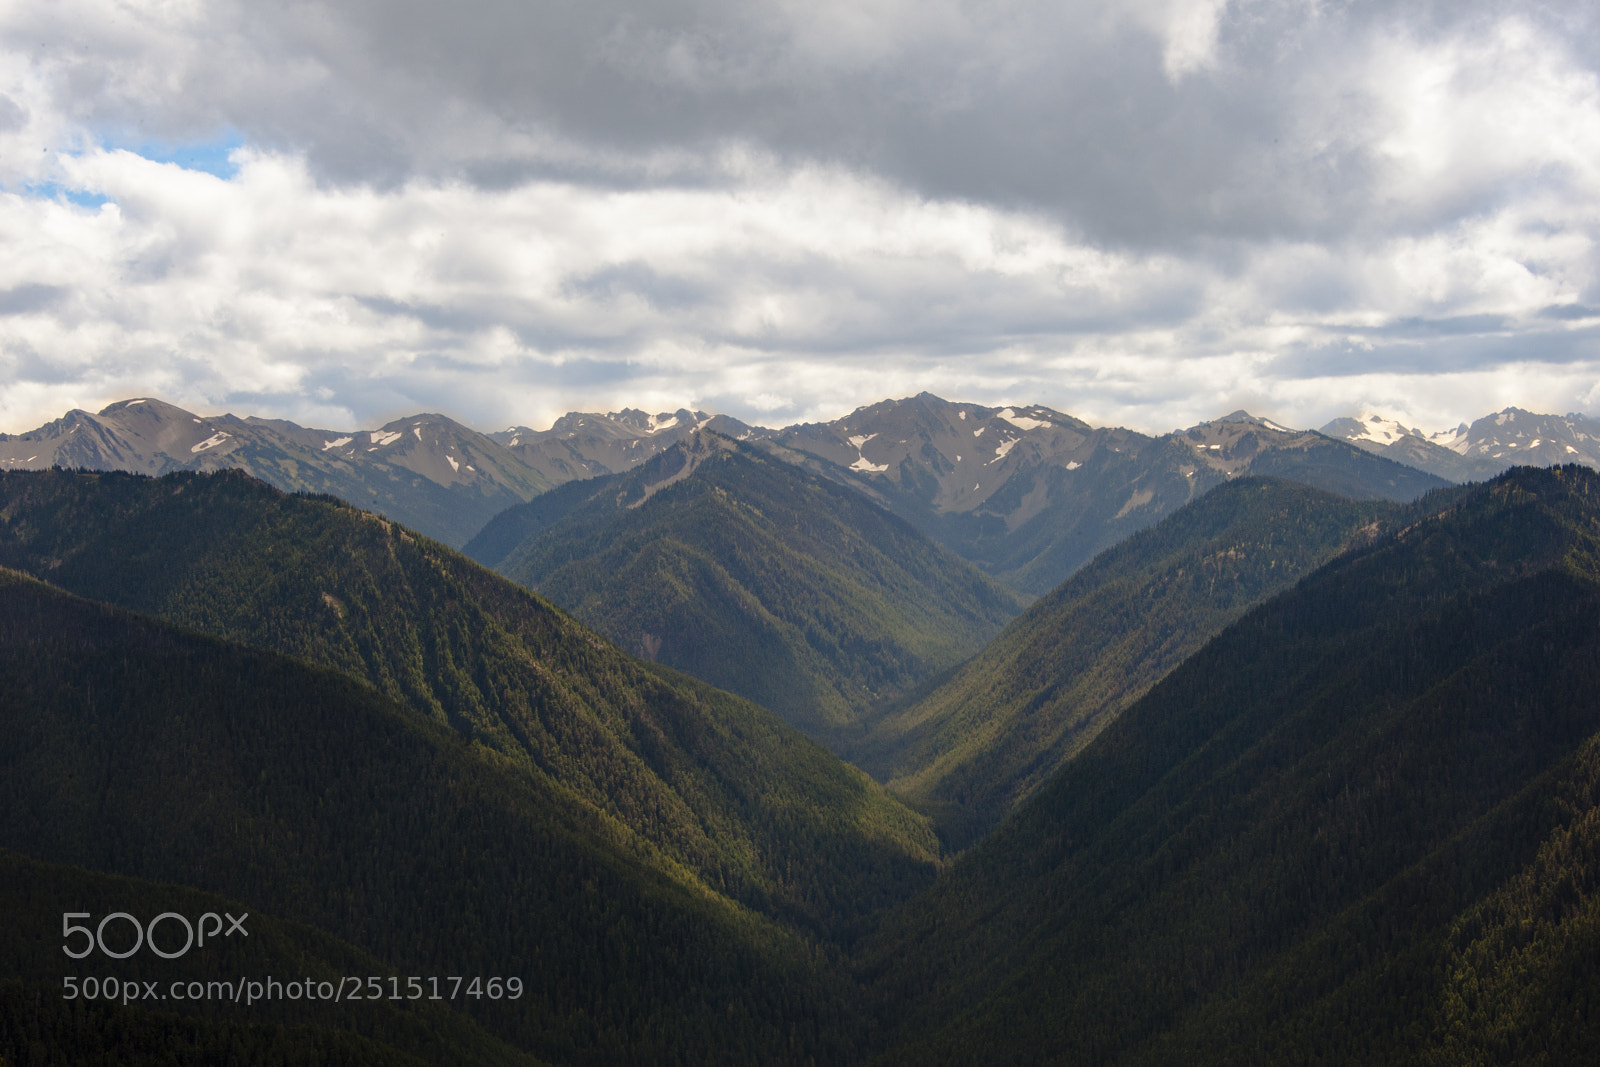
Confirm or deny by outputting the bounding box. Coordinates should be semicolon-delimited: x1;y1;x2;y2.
2;0;1598;436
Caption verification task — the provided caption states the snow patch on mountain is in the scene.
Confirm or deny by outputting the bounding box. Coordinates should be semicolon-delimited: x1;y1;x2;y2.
1348;414;1423;445
1429;424;1471;453
191;432;230;453
848;432;888;472
999;408;1052;431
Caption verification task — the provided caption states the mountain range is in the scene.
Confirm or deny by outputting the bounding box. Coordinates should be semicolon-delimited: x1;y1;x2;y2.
8;394;1592;589
9;462;1600;1063
764;395;1443;593
7;391;1600;1063
0;398;550;548
1321;407;1600;483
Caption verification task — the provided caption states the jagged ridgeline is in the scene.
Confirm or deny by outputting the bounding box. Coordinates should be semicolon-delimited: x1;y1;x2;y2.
467;431;1027;740
763;394;1447;596
856;478;1400;846
864;466;1600;1064
0;468;941;1062
0;398;555;548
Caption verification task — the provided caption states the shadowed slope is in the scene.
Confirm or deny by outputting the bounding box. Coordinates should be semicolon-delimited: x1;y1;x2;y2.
866;467;1600;1064
0;468;939;941
858;478;1396;845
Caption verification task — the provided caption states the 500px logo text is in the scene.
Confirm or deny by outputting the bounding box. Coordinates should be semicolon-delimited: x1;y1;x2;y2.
63;911;249;960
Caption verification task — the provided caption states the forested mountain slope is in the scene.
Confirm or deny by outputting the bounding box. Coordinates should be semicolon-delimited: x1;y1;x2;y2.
866;466;1600;1065
857;478;1397;845
471;431;1026;739
0;571;869;1063
0;468;939;942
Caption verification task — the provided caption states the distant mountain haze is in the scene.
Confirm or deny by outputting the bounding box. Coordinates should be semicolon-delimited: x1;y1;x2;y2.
1323;407;1600;483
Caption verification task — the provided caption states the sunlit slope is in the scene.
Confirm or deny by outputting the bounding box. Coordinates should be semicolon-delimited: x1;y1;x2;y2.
867;466;1600;1065
859;478;1396;844
0;570;873;1063
0;468;939;939
475;432;1026;738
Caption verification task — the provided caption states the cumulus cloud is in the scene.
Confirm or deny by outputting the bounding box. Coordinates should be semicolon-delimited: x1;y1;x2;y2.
0;0;1598;436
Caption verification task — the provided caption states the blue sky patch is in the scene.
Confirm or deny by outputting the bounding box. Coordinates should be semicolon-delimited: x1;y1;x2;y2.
112;130;246;179
23;181;110;209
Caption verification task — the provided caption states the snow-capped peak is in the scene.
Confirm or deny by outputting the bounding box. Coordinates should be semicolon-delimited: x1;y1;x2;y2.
1349;413;1423;446
1428;424;1471;453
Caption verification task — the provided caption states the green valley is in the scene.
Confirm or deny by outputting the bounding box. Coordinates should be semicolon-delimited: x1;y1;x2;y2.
470;431;1027;740
864;466;1600;1064
856;477;1398;846
8;456;1600;1065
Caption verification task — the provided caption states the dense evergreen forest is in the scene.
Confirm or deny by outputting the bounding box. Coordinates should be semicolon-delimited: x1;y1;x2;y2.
470;432;1025;740
864;466;1600;1063
0;468;940;936
0;569;881;1062
4;464;1600;1063
855;478;1398;845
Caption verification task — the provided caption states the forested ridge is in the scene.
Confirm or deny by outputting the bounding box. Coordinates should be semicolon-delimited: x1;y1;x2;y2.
863;466;1600;1063
5;465;1600;1063
474;433;1025;739
0;569;882;1063
856;478;1398;845
0;468;939;936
